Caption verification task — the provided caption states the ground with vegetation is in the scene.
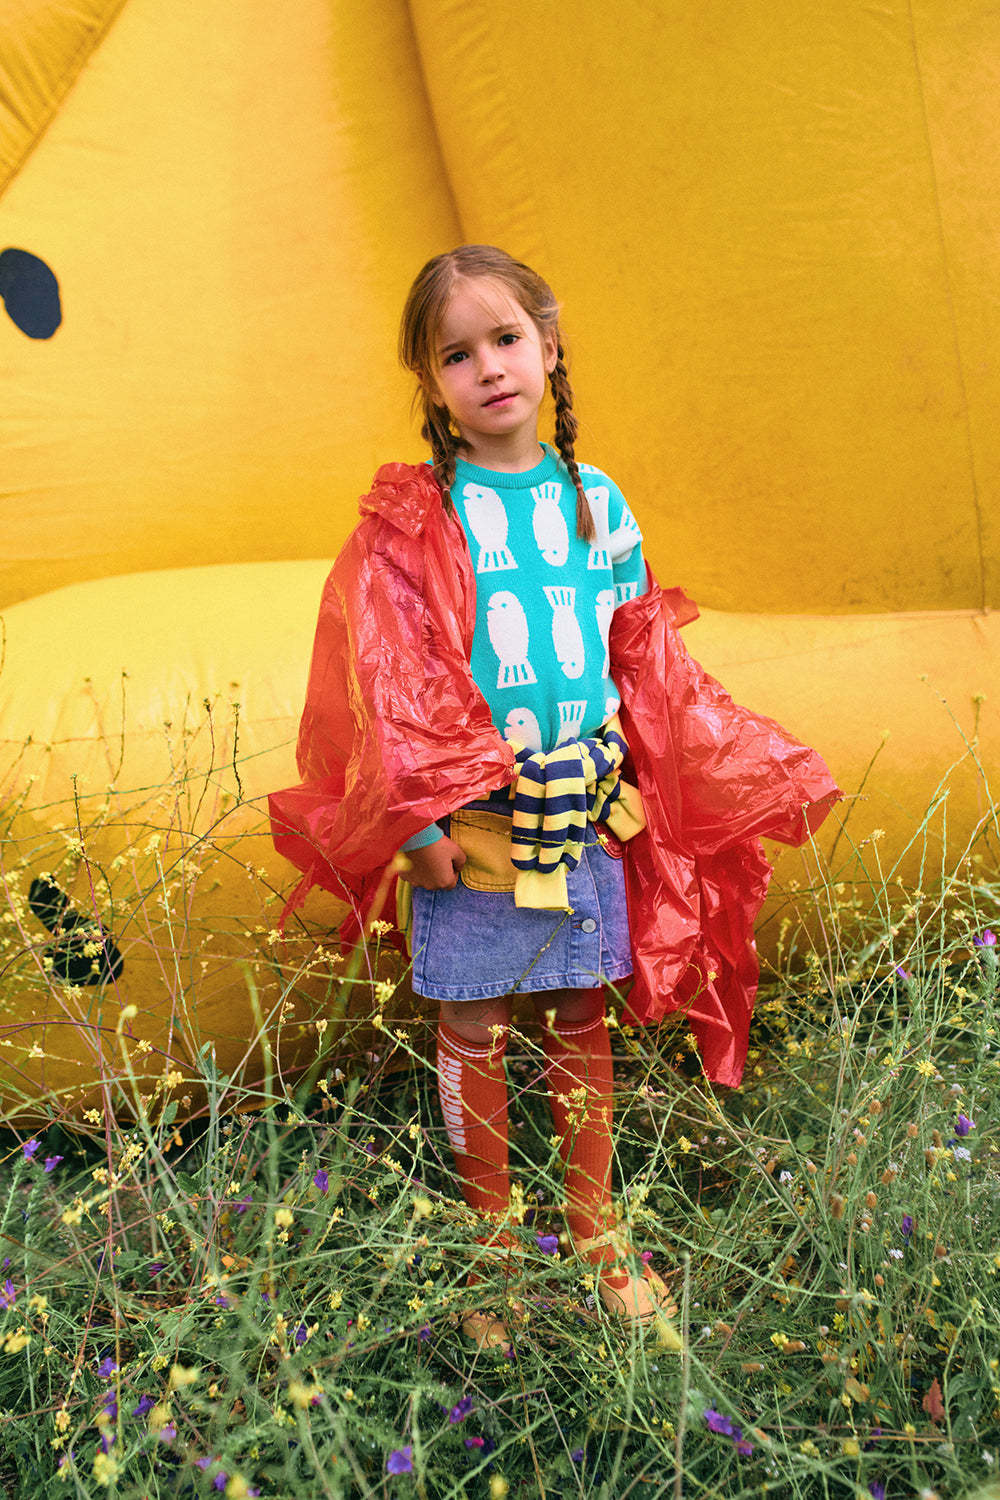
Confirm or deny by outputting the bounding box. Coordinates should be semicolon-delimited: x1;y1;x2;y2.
1;786;998;1498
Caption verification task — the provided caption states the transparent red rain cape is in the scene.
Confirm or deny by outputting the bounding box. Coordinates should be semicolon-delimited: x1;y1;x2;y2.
270;463;840;1086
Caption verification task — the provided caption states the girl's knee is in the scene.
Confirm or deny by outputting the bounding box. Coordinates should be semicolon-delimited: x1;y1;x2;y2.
439;995;514;1046
532;987;606;1027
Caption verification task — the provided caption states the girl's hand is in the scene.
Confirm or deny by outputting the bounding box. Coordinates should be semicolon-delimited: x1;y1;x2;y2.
394;835;467;890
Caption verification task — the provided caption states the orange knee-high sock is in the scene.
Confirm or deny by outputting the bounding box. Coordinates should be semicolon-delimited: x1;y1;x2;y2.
436;1022;510;1222
541;1008;615;1244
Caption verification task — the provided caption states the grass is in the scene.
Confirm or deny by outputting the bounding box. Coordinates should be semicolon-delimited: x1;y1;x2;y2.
0;735;998;1497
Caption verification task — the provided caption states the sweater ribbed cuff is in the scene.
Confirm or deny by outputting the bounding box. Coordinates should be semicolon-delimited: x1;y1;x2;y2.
399;823;444;852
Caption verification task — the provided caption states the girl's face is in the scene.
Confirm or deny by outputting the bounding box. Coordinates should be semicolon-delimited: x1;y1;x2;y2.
427;277;557;469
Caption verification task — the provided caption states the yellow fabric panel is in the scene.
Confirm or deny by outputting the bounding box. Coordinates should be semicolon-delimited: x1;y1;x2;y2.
0;0;126;192
0;0;457;607
0;562;346;1125
3;562;996;1118
409;0;999;614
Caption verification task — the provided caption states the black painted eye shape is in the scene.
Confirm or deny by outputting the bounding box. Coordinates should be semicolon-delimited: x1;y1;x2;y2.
28;876;124;986
0;248;62;339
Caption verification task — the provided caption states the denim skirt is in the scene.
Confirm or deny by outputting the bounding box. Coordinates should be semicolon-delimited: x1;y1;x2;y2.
409;804;633;1002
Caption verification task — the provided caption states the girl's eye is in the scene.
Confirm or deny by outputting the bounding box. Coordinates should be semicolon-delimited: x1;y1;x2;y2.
443;350;467;366
499;333;519;346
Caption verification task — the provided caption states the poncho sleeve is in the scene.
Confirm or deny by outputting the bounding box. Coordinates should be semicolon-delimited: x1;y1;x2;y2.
269;467;514;907
608;574;841;1085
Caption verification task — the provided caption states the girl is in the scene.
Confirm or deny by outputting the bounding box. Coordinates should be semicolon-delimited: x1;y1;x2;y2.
271;245;839;1353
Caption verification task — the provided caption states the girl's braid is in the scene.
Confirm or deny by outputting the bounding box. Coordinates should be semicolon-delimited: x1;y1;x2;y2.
550;348;596;542
423;402;461;514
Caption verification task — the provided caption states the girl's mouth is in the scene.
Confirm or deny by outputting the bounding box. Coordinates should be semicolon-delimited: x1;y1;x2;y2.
483;392;515;408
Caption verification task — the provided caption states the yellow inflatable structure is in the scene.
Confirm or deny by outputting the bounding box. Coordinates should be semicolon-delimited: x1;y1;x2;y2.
1;1;997;1123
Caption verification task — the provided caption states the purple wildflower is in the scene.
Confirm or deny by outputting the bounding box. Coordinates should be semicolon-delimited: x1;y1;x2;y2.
22;1140;40;1160
955;1114;975;1137
44;1156;63;1173
386;1447;413;1475
101;1393;118;1421
96;1356;117;1378
0;1280;16;1309
464;1436;485;1449
901;1215;914;1240
213;1475;228;1492
418;1323;433;1341
449;1395;474;1424
131;1395;155;1418
313;1169;329;1194
973;930;997;948
159;1423;177;1443
535;1234;559;1255
571;1448;585;1463
705;1408;752;1455
295;1323;308;1346
147;1262;164;1277
894;966;911;981
868;1483;886;1500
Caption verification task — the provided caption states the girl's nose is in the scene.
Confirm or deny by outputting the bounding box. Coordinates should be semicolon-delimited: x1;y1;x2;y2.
476;346;504;381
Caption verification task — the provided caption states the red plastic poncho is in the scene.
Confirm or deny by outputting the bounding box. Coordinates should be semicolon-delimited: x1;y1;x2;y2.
269;463;840;1085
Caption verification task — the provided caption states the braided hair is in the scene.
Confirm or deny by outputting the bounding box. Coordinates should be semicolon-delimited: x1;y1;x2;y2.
398;246;596;542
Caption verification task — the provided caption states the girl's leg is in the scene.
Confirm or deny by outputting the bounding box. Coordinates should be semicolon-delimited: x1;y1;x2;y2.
437;995;515;1223
532;987;615;1245
437;996;520;1352
536;987;674;1320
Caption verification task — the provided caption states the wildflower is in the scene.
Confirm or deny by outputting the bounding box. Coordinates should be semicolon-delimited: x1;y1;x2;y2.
419;1323;433;1341
44;1156;63;1173
535;1234;559;1255
22;1140;40;1160
571;1448;585;1462
888;1248;903;1260
973;930;996;947
465;1436;485;1449
953;1146;972;1162
313;1169;329;1194
450;1395;474;1424
274;1208;294;1229
295;1323;308;1346
704;1409;735;1436
386;1447;413;1475
955;1114;975;1137
131;1396;155;1418
915;1059;936;1078
0;1280;16;1309
214;1477;228;1493
96;1356;117;1377
869;1484;886;1500
901;1215;914;1239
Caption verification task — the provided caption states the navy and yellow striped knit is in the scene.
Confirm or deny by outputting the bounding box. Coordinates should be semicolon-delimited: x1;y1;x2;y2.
507;720;646;911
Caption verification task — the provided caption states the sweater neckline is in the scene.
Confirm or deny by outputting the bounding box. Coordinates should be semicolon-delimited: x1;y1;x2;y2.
453;444;562;489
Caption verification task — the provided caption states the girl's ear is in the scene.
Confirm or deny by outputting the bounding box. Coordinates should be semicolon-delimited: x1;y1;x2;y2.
543;330;558;374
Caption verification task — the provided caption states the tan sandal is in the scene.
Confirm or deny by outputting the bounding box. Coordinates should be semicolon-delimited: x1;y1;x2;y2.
573;1227;680;1325
460;1243;526;1356
460;1305;518;1355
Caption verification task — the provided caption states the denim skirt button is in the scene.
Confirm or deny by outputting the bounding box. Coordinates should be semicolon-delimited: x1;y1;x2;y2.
580;918;597;933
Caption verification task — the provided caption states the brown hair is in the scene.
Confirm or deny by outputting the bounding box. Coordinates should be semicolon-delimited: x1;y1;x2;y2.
398;245;596;541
